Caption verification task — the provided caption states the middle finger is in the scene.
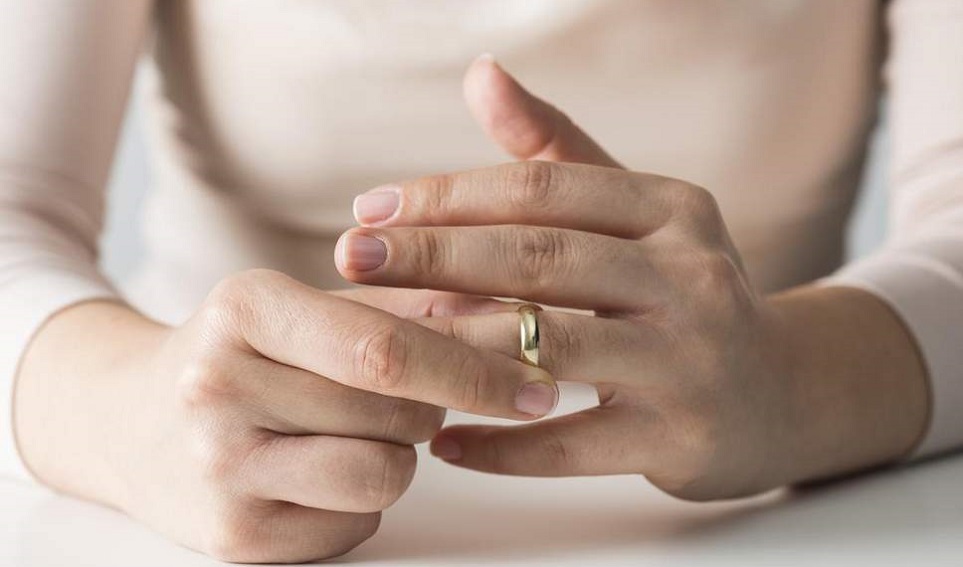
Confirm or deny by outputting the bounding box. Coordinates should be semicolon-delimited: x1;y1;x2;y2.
336;225;658;310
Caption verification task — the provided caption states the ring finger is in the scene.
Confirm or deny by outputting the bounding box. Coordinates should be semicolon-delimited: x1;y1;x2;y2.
419;310;661;386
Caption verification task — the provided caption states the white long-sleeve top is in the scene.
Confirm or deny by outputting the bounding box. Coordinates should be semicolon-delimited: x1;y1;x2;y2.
2;0;962;482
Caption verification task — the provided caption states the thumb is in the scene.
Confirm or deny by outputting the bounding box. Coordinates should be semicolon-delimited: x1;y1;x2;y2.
463;53;623;169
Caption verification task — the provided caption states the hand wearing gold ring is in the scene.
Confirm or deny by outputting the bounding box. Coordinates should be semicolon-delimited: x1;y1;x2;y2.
335;56;928;501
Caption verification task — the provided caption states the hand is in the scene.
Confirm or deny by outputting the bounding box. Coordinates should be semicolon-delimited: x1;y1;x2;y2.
335;56;928;500
14;270;555;563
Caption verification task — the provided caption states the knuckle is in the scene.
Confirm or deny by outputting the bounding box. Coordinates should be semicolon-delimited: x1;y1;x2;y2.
418;406;448;441
670;184;726;240
208;502;380;563
200;269;290;332
379;398;410;441
206;507;267;563
673;184;718;219
664;416;721;495
235;267;291;285
353;323;411;394
356;513;383;545
365;445;417;510
382;398;446;443
176;354;237;411
684;251;741;298
207;269;285;308
317;514;383;560
509;161;555;209
177;370;256;487
679;413;721;458
513;227;569;293
418;173;455;221
409;228;446;276
195;434;246;487
544;316;580;370
539;430;574;471
450;352;489;412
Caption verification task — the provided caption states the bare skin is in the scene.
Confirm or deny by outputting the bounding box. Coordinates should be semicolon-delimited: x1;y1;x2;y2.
338;57;929;498
12;56;928;563
14;280;554;563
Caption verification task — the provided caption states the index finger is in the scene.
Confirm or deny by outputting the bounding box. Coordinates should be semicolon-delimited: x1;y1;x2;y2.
352;161;681;238
210;270;557;420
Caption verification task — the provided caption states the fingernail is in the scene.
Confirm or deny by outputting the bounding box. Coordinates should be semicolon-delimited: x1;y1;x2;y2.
353;186;400;225
475;52;495;64
514;382;558;417
340;233;387;271
431;435;462;461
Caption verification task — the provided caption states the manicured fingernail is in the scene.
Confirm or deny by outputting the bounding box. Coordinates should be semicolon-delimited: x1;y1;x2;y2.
340;233;387;271
514;382;558;417
353;186;400;225
431;435;462;461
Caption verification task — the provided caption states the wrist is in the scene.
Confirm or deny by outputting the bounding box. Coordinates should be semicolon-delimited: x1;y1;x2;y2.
764;285;929;486
14;300;168;509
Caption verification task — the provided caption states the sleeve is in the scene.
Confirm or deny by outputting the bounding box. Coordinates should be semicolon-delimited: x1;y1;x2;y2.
823;0;963;458
0;1;153;481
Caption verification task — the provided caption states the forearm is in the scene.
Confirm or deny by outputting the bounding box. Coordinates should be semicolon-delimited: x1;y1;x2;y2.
13;300;166;508
767;285;929;486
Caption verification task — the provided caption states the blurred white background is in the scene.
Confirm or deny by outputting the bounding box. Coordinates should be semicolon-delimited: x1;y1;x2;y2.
99;67;891;285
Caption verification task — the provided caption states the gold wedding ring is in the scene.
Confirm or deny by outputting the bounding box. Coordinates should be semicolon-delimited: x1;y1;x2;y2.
518;304;542;367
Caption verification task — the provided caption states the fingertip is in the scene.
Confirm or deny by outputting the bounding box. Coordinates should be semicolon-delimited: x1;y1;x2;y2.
466;52;500;81
429;434;463;462
474;51;496;66
431;424;490;461
334;231;348;274
463;52;515;121
334;229;388;277
353;184;401;226
515;379;559;418
463;54;558;162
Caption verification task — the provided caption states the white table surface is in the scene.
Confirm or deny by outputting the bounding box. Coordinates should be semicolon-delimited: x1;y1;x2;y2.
3;385;962;566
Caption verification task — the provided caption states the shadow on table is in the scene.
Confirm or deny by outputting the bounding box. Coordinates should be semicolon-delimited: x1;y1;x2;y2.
347;455;963;564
